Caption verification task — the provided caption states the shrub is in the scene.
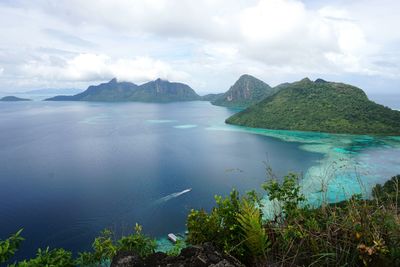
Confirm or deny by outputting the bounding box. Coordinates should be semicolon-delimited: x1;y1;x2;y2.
117;223;156;257
187;173;400;266
10;247;74;267
187;189;247;260
0;229;24;264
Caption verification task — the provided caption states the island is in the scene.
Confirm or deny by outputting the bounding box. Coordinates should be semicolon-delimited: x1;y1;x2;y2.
211;74;278;108
226;78;400;135
45;78;200;102
0;96;31;101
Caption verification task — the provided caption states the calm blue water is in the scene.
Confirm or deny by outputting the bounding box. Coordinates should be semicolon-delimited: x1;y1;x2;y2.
0;101;323;260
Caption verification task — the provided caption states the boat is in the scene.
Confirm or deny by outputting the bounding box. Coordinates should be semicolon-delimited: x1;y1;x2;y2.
168;233;178;243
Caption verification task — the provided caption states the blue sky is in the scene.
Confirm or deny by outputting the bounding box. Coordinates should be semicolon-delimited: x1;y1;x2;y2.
0;0;399;95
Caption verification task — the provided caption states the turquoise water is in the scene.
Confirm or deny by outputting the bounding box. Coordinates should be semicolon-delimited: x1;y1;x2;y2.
206;125;400;212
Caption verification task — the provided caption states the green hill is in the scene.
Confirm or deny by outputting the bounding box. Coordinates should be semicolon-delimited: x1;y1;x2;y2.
45;78;200;102
226;78;400;135
130;78;200;102
212;74;276;108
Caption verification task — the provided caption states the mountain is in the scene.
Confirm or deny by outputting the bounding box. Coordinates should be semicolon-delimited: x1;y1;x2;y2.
226;78;400;135
201;93;224;102
130;78;200;102
211;74;276;108
0;96;31;101
45;78;200;102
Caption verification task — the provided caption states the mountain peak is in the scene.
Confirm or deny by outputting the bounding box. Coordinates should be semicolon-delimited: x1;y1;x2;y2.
212;74;274;108
315;78;328;83
155;78;168;83
109;78;117;83
238;74;255;80
300;77;312;83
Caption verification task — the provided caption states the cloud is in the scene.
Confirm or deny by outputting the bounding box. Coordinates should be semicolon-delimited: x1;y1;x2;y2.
0;0;399;93
44;29;95;47
20;53;189;84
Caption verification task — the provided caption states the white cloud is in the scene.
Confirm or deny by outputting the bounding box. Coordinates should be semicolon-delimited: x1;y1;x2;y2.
240;0;307;44
0;0;399;94
20;53;188;84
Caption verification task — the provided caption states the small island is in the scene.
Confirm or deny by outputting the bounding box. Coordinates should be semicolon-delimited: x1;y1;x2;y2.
226;78;400;135
0;96;31;101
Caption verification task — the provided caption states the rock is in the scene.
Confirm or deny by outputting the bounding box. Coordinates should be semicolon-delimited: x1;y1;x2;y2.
111;251;144;267
111;243;244;267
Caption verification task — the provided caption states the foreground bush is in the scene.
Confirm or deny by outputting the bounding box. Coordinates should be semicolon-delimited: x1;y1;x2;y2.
187;174;400;266
0;229;24;264
1;225;156;267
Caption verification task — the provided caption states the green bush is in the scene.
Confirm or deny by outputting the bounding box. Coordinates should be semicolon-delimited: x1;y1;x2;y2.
187;189;248;260
237;199;270;264
0;229;24;264
166;240;185;257
187;173;400;266
117;223;156;257
10;247;74;267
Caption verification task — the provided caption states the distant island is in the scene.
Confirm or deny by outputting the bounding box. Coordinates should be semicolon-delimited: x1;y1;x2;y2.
226;78;400;135
45;78;200;102
0;96;31;101
211;74;277;108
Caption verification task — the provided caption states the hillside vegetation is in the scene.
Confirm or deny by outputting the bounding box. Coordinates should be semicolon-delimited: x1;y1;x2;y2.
226;78;400;135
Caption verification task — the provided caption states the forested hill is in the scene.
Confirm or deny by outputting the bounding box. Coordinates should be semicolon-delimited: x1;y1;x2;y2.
226;78;400;135
45;78;200;102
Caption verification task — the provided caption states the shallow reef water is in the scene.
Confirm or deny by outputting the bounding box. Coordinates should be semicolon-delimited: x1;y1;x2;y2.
206;124;400;212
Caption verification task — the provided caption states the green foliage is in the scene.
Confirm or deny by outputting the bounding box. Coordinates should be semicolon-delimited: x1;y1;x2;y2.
0;229;24;264
372;175;400;206
117;223;156;257
166;240;185;257
187;189;247;260
237;199;269;261
75;251;98;267
226;78;400;135
263;173;305;217
187;172;400;266
76;225;156;266
10;224;156;267
11;247;74;267
91;229;117;264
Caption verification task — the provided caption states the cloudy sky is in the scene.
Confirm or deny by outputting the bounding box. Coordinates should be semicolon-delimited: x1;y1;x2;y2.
0;0;399;95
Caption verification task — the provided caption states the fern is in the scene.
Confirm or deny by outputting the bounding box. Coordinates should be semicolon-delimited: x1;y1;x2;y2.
237;199;270;261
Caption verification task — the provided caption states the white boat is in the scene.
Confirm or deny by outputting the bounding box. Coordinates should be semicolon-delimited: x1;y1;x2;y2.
168;233;178;243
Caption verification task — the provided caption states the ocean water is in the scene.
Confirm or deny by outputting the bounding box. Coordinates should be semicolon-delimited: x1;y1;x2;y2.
0;101;400;260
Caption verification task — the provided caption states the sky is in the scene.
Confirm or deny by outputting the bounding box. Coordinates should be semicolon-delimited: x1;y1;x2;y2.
0;0;399;95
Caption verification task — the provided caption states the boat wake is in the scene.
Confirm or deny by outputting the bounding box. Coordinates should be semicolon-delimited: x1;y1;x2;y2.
154;188;192;204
